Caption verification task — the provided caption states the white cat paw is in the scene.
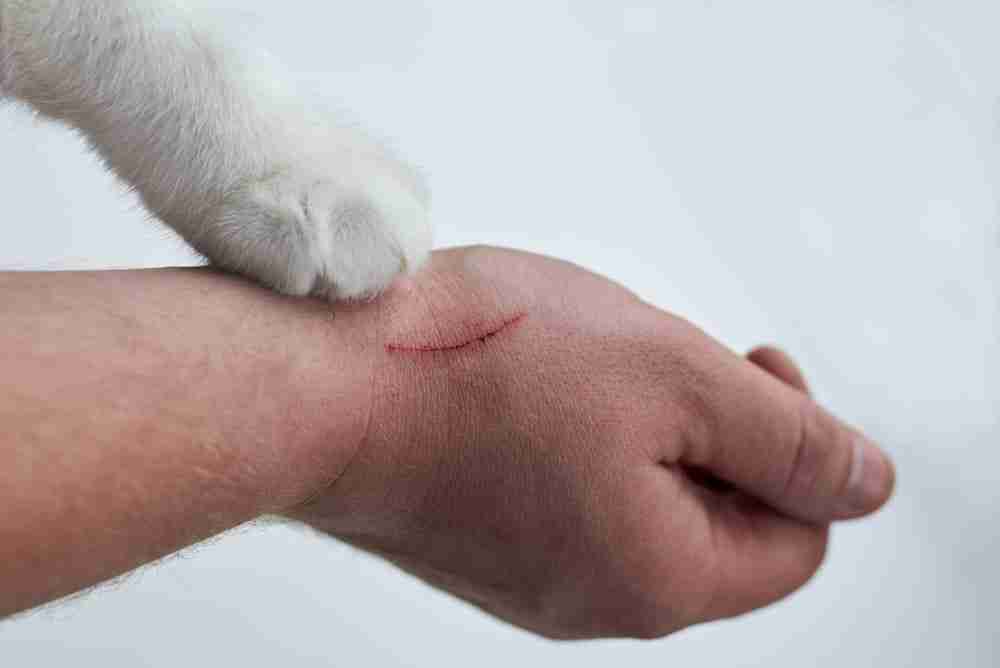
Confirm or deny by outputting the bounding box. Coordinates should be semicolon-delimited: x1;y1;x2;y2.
201;162;432;301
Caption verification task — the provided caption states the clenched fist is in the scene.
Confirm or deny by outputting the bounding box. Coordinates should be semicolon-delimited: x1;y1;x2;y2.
290;247;894;639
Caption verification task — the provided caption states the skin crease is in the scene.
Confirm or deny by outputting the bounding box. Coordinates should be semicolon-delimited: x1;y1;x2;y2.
289;246;895;640
0;246;893;633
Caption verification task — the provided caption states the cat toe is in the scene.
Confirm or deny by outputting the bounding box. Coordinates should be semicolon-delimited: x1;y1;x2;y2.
200;169;432;301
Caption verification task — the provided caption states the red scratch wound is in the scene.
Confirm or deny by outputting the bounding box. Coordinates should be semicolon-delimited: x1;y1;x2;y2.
385;313;527;354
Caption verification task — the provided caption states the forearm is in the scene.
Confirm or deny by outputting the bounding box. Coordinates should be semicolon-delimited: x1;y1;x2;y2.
0;268;376;616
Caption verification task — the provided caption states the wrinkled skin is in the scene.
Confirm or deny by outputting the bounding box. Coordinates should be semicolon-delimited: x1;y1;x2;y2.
288;246;893;640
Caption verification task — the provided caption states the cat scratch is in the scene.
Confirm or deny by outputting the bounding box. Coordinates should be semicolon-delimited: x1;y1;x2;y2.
385;313;527;354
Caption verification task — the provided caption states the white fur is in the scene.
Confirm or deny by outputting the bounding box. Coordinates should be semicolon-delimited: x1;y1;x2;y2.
0;0;431;299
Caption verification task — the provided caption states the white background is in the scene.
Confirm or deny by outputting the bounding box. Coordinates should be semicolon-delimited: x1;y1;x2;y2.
1;1;997;665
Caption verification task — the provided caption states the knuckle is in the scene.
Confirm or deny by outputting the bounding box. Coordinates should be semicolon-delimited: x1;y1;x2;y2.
616;584;688;640
631;621;675;641
624;607;683;640
781;401;821;499
792;526;831;587
781;402;855;508
806;528;831;570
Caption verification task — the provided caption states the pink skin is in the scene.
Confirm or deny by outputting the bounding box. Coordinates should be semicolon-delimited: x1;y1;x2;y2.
290;246;895;639
0;245;892;630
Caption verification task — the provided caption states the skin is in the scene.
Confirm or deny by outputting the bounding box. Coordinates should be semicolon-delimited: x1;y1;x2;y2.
0;246;894;638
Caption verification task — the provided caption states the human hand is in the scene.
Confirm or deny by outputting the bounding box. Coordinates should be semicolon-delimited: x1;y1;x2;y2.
289;246;894;639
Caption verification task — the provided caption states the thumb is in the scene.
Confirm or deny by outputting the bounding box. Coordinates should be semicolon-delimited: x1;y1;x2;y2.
681;343;895;523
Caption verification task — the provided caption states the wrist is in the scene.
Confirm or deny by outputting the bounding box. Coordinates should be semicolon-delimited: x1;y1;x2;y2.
281;250;532;533
268;298;390;518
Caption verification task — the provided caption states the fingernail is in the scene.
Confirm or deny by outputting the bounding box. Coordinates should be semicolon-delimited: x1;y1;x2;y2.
844;437;893;514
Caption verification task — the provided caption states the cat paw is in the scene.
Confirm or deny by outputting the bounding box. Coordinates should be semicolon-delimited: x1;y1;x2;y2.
200;162;432;301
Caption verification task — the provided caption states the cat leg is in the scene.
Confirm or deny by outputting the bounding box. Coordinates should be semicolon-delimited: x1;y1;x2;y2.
0;0;430;299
